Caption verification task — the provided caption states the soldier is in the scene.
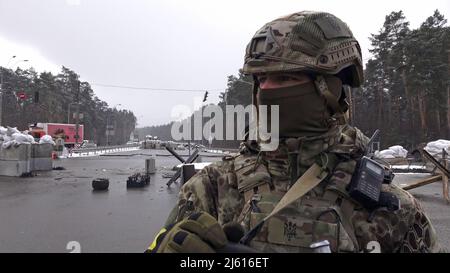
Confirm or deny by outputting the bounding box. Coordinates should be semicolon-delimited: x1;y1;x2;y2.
147;11;444;253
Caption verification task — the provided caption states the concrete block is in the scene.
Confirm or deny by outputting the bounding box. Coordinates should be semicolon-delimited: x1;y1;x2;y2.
0;143;53;175
31;143;53;158
0;160;31;176
31;158;53;171
145;158;156;174
141;141;154;149
0;144;31;161
0;144;32;176
30;143;53;171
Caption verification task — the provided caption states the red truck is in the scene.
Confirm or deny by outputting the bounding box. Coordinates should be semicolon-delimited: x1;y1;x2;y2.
29;123;84;148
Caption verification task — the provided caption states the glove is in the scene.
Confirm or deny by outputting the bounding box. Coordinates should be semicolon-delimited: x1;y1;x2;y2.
146;211;228;253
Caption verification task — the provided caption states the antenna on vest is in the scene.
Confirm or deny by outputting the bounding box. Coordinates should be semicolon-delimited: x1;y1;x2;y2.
367;129;380;157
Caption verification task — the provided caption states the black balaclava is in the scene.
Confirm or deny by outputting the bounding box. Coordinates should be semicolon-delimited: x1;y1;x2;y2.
256;75;343;138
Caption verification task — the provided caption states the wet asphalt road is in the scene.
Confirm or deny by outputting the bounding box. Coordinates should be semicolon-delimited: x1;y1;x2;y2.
0;149;222;253
0;150;449;252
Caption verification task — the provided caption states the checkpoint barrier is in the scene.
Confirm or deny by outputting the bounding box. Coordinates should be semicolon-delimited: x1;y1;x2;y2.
31;143;53;171
0;144;32;176
401;149;450;204
0;143;140;176
0;143;54;176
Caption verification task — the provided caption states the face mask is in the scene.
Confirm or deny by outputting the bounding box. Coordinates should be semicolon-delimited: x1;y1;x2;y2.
256;78;341;138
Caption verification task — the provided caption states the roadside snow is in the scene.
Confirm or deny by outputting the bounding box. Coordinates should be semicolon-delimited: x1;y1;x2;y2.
176;162;212;170
391;165;427;170
59;146;140;158
375;145;408;159
424;139;450;157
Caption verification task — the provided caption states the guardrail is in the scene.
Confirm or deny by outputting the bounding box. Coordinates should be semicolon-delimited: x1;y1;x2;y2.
69;144;140;157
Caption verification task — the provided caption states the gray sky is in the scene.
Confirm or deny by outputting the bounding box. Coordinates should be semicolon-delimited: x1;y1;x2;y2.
0;0;448;127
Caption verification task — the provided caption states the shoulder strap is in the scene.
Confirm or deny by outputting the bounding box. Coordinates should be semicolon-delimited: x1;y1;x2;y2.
265;163;328;221
240;162;330;245
314;75;347;124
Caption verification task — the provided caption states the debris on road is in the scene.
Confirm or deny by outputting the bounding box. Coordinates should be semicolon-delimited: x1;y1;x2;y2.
126;172;150;188
161;172;175;179
92;178;109;191
20;172;35;178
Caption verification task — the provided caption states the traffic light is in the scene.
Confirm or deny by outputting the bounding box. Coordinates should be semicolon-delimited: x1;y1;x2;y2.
203;91;209;102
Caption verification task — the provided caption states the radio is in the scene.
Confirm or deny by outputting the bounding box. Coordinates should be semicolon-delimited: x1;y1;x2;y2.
348;156;396;210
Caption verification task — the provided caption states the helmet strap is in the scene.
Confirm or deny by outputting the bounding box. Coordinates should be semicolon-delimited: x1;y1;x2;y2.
313;75;348;125
250;77;261;142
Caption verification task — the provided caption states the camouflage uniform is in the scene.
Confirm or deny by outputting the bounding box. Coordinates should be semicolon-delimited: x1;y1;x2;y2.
164;125;442;253
149;11;444;253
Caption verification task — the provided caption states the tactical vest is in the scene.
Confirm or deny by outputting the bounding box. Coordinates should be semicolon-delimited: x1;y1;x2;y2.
232;125;369;253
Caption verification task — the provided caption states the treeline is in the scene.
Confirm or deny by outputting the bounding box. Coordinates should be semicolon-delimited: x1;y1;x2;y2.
137;123;173;141
136;72;253;149
136;107;219;147
352;10;449;150
0;66;136;145
139;9;449;151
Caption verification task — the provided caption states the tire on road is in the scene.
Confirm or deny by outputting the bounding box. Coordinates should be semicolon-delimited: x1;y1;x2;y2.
92;178;109;191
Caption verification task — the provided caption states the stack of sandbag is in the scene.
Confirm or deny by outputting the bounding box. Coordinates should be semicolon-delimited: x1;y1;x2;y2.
424;139;450;158
39;134;55;145
0;126;36;149
0;126;8;145
375;145;408;159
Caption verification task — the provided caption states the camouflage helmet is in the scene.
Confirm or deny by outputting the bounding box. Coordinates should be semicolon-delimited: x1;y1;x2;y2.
243;11;363;87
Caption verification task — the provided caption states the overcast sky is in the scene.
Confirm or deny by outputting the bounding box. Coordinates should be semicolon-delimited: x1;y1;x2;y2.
0;0;448;127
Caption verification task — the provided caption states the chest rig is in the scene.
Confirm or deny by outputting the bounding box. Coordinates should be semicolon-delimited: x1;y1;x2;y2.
233;125;369;253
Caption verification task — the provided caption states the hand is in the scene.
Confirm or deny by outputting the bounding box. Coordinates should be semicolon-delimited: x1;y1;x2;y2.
146;212;227;253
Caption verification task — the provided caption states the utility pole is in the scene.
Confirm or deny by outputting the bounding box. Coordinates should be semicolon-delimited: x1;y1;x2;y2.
75;81;80;147
106;111;109;146
106;104;120;146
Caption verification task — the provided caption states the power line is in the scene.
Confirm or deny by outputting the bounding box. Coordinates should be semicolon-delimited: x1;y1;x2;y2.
91;83;224;93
